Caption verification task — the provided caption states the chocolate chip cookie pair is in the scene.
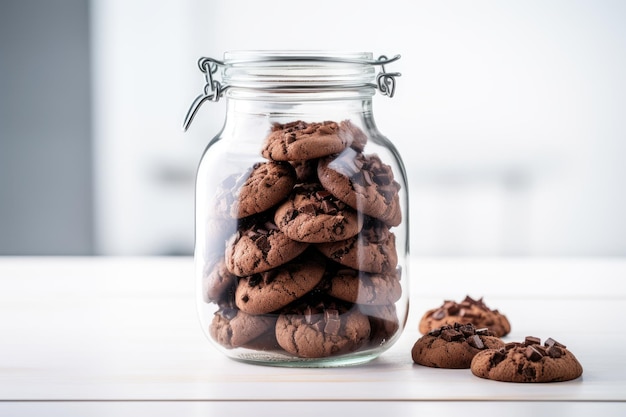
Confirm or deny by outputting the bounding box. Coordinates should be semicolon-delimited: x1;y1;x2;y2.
412;296;583;382
203;119;405;359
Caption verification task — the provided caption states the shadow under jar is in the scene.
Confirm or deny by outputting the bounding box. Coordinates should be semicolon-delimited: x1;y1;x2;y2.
183;51;409;367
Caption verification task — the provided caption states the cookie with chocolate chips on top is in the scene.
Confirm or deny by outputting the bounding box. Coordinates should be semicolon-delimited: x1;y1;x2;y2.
316;217;398;274
230;161;297;219
419;295;511;337
261;120;366;162
275;296;371;358
317;149;402;227
411;323;505;369
274;182;363;243
225;215;309;277
324;266;402;306
471;336;583;382
234;252;326;315
209;306;277;349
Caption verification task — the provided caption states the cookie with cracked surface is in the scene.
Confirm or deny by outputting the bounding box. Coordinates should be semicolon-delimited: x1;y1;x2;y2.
261;120;367;161
209;307;277;349
419;295;511;337
316;218;398;274
471;336;583;382
275;297;371;358
234;252;326;315
317;149;402;227
274;183;363;243
325;266;402;305
231;161;297;219
225;216;309;277
412;323;505;369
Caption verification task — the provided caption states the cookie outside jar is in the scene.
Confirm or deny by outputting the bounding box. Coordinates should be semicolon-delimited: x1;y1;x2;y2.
183;51;409;367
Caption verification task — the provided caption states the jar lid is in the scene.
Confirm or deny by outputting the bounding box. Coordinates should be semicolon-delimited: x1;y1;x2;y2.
182;51;401;132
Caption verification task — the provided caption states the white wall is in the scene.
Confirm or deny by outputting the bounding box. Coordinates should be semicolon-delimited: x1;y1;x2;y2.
90;0;626;256
90;1;212;255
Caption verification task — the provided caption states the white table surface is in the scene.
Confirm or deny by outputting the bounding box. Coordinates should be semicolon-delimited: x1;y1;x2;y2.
1;256;625;416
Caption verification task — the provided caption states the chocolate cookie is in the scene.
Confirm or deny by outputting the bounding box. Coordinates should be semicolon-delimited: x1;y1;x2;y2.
202;257;237;303
471;336;583;383
225;216;308;277
290;159;319;183
325;267;402;305
235;253;326;315
340;119;368;153
419;295;511;337
318;149;402;227
238;329;283;352
274;183;363;243
316;218;398;273
261;120;366;162
360;303;401;347
209;307;277;349
232;161;297;218
275;297;371;358
411;323;505;369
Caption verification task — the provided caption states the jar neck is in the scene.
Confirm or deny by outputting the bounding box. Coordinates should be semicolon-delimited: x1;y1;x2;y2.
216;93;378;150
222;92;375;121
225;85;376;102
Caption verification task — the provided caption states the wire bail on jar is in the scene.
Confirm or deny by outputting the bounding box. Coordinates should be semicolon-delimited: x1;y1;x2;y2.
182;54;402;132
375;55;401;99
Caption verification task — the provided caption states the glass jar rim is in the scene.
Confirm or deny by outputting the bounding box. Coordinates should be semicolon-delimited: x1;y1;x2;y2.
222;50;375;64
221;50;379;90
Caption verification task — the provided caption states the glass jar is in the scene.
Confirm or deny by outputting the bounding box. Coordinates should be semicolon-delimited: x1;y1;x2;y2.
183;51;409;367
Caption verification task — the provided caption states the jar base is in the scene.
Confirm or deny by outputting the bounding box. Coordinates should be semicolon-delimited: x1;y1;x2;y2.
227;350;383;368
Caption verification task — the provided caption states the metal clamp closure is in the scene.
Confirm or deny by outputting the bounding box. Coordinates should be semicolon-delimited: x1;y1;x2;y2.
182;54;401;132
374;55;401;98
182;58;227;132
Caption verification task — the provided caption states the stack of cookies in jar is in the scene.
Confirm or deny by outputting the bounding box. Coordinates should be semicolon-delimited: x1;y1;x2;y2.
203;120;403;359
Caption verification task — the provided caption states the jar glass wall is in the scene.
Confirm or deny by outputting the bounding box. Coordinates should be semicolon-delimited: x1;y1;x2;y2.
189;52;409;367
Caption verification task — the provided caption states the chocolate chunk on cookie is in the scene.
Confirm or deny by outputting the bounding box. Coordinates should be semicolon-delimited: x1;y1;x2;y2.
318;149;402;227
209;307;277;349
262;120;367;161
290;159;319;183
325;266;402;305
235;253;326;315
412;323;505;369
275;297;371;358
274;183;363;243
225;216;309;277
419;295;511;337
316;218;398;273
471;336;583;382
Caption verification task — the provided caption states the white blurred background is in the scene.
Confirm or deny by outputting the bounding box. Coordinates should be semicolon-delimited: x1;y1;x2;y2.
1;0;625;256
